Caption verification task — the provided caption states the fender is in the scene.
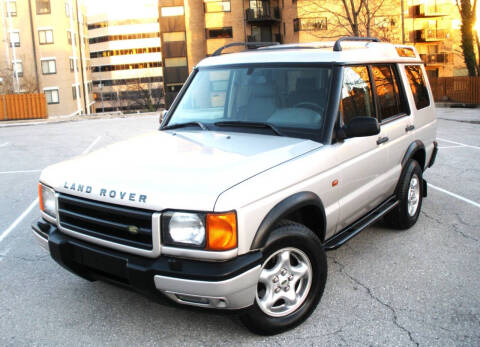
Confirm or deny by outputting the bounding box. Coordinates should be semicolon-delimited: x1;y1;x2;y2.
401;140;425;169
398;140;428;197
250;191;326;250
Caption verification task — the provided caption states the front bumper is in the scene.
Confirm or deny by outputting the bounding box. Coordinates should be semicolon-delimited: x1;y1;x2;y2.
32;219;262;310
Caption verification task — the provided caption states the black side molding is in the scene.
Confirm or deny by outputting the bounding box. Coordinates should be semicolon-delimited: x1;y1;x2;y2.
250;192;326;250
323;196;399;251
427;141;438;168
401;140;425;168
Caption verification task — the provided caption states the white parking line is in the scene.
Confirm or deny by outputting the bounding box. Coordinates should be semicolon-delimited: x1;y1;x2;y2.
438;145;463;149
429;183;480;209
0;136;103;246
82;136;101;154
0;198;39;244
0;169;41;175
437;138;480;150
0;142;9;148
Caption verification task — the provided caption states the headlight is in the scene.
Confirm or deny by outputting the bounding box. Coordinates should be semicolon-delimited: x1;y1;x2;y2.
38;183;57;218
162;211;237;251
162;212;206;247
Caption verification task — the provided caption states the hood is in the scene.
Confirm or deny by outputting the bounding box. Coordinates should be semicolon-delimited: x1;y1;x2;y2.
41;130;322;211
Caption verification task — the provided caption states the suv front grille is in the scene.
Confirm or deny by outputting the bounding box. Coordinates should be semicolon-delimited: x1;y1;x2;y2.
58;194;154;250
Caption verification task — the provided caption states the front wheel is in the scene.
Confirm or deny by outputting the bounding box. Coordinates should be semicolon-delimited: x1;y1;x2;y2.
240;221;327;335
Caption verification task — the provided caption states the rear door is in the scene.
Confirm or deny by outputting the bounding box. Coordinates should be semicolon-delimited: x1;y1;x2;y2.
370;64;413;195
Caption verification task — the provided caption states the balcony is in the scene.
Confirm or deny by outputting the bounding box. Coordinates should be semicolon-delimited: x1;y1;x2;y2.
245;7;281;23
247;33;282;43
412;29;448;42
409;4;446;18
419;53;454;65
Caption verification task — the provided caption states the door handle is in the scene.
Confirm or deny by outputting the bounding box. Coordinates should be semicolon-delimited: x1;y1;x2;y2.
377;136;389;145
405;125;415;132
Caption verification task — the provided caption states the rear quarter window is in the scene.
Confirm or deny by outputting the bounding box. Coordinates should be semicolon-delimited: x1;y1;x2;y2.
405;65;430;110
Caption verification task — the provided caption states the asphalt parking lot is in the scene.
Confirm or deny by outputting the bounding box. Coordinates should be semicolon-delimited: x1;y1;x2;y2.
0;108;479;346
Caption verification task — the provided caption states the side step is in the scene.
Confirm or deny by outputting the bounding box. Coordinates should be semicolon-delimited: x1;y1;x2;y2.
323;196;399;251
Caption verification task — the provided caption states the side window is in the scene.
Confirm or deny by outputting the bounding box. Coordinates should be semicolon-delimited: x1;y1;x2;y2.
371;64;407;121
405;65;430;110
341;66;375;125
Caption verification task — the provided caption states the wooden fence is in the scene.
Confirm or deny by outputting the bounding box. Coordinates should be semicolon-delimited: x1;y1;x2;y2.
429;76;480;105
0;93;47;120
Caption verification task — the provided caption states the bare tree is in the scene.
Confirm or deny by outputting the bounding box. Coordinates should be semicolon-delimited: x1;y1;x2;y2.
298;0;388;39
122;77;164;113
0;62;39;94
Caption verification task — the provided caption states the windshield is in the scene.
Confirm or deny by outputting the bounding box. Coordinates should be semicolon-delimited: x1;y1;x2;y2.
165;65;333;138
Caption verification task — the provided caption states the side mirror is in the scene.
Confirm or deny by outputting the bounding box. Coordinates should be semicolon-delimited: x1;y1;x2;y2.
344;117;380;138
159;109;168;125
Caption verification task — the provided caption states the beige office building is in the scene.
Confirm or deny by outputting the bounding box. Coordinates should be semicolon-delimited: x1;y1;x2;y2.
158;0;467;106
87;0;163;113
0;0;93;116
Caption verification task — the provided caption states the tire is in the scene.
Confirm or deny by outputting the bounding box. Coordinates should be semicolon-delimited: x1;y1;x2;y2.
385;160;423;230
240;220;327;335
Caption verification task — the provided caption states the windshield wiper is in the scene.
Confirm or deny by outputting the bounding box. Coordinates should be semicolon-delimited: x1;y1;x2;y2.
214;121;283;136
162;121;209;131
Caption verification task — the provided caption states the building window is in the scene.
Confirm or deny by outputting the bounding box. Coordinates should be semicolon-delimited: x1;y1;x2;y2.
44;88;59;104
165;57;187;67
206;27;233;39
36;0;50;14
41;58;56;74
89;46;161;59
91;61;162;73
88;32;160;44
204;0;230;13
161;6;184;17
69;58;78;72
9;31;20;47
72;85;78;100
65;2;71;17
67;31;72;45
294;17;327;32
163;32;186;42
38;29;53;44
6;1;17;16
12;61;23;77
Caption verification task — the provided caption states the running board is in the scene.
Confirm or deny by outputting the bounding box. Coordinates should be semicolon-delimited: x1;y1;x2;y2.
323;197;399;251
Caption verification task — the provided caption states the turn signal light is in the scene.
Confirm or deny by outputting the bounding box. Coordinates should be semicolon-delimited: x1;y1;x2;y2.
38;183;44;211
206;212;237;251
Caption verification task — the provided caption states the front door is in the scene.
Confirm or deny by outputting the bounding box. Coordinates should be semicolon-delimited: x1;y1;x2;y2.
335;65;391;231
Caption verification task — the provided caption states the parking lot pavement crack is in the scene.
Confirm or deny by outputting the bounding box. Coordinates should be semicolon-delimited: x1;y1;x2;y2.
328;256;419;346
451;223;479;243
421;210;442;225
13;254;49;262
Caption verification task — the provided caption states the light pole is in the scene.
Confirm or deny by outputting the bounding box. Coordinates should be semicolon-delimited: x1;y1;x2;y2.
99;82;104;113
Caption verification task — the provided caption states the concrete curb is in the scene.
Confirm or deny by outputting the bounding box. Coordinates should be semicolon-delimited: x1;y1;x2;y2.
0;112;160;128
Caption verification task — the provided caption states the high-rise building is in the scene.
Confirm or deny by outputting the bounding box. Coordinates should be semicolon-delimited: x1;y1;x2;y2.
0;0;93;116
87;0;163;113
158;0;468;106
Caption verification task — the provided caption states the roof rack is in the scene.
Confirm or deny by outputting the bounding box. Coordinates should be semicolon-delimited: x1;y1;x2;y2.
333;36;381;51
212;42;280;56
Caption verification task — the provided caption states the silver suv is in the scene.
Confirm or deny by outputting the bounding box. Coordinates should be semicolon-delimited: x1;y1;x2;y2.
33;37;438;335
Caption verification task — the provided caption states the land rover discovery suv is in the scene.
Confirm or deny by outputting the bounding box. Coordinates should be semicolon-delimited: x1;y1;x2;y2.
33;38;438;335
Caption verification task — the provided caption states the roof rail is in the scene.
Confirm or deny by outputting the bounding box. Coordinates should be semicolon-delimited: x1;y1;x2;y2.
333;36;381;52
212;42;280;56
